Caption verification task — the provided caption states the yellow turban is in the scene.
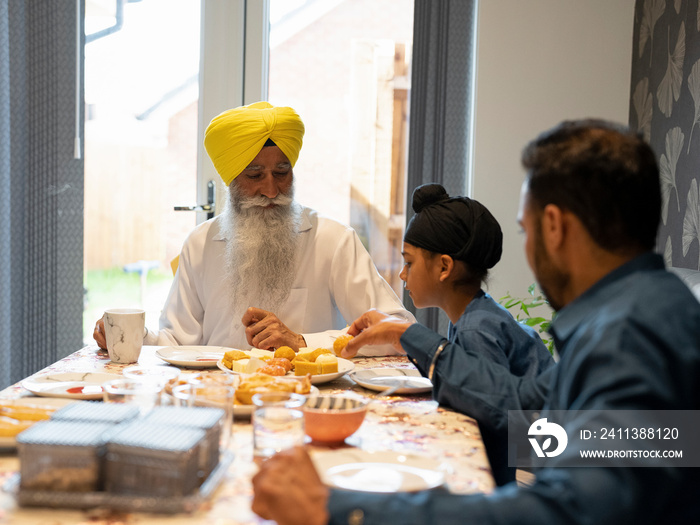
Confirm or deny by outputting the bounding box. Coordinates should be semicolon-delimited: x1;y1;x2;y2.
203;101;305;186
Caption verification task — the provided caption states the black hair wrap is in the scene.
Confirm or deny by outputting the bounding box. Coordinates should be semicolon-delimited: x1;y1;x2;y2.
403;183;503;270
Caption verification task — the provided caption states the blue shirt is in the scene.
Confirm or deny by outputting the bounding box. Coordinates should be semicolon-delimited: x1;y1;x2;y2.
448;290;553;378
327;254;700;525
443;290;554;483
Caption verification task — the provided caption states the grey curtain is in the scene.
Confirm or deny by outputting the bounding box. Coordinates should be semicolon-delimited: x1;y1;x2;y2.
0;0;84;389
405;0;477;334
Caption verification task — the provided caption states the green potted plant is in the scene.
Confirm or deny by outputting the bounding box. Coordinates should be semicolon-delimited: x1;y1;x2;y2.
499;284;555;355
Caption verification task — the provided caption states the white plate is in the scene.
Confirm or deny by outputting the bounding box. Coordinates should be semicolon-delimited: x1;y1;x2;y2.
349;368;433;394
156;346;236;368
20;372;122;400
311;450;449;492
217;355;355;385
232;385;320;418
0;398;76;449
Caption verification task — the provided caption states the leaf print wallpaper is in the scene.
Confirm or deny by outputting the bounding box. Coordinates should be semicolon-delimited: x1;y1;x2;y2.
630;0;700;270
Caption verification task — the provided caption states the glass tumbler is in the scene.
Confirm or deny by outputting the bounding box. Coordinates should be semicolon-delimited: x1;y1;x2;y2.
251;392;306;464
172;382;234;453
123;365;180;405
102;378;162;416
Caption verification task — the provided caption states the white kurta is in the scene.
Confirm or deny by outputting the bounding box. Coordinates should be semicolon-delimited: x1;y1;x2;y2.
144;206;415;355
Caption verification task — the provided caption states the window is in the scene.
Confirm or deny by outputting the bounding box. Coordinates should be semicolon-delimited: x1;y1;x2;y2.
82;0;414;343
268;0;414;295
83;0;200;342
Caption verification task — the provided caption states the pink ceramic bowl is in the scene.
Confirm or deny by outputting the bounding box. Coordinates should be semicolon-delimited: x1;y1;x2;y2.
303;394;369;444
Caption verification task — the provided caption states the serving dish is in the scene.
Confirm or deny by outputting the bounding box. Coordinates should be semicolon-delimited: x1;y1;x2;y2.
233;385;320;418
4;451;233;513
155;346;235;368
0;398;75;449
217;355;354;385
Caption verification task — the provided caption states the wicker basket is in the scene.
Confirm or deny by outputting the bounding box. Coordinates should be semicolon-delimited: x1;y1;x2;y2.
17;420;113;492
51;400;140;424
104;420;205;498
141;406;223;480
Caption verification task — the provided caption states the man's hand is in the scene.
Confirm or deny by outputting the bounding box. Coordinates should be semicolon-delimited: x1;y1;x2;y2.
93;318;107;350
343;308;411;358
242;307;306;350
251;446;329;525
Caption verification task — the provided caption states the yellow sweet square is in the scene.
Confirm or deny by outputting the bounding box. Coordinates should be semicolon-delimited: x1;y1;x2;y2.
294;360;321;376
293;351;315;363
310;348;333;361
316;354;338;374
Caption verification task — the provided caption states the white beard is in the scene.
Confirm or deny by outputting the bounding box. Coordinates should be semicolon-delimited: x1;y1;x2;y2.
219;183;302;322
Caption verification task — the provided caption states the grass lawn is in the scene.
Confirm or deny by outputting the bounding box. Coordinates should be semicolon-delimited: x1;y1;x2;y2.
83;267;174;344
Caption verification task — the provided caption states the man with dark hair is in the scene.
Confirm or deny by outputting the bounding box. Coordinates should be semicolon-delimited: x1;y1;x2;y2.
251;119;700;525
523;120;660;254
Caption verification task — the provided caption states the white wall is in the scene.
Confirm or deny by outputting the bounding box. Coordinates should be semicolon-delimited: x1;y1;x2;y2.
472;0;635;303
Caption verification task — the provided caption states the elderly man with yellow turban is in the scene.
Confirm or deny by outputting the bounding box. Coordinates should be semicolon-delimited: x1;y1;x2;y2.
94;102;413;354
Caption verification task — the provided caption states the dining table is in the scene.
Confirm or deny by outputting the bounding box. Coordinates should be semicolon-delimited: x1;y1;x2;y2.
0;344;495;524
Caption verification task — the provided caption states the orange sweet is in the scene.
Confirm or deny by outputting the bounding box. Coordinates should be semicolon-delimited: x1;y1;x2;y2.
258;364;287;377
333;334;354;356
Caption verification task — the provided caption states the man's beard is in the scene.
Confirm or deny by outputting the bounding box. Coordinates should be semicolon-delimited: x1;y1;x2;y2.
532;221;568;312
220;183;302;321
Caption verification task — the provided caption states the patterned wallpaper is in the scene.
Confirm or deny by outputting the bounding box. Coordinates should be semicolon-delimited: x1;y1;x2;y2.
630;0;700;270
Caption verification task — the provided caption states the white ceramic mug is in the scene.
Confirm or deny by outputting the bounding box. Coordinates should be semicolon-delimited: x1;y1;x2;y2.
103;308;146;364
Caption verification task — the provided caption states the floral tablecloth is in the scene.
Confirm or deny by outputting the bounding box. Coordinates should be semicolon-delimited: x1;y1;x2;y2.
0;346;494;524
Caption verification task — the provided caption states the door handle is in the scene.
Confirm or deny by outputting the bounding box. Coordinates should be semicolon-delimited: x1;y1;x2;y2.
174;180;216;220
173;204;214;212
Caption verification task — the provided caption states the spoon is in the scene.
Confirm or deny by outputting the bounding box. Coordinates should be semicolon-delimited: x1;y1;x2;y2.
376;384;402;397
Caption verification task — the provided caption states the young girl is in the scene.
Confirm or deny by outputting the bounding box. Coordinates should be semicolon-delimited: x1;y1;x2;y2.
342;183;554;485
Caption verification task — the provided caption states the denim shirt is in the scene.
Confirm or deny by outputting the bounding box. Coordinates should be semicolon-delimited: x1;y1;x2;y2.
442;290;554;484
447;290;553;378
327;254;700;525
